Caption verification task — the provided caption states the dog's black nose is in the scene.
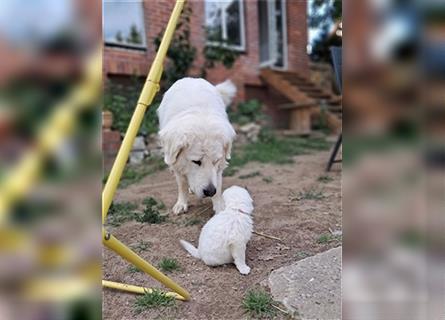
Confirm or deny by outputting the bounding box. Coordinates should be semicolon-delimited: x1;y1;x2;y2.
203;185;216;197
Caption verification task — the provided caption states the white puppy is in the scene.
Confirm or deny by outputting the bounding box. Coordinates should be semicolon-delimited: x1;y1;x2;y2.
180;186;254;275
157;78;236;214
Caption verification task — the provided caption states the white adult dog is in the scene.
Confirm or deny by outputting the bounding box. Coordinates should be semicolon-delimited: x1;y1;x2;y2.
157;78;236;214
180;186;253;275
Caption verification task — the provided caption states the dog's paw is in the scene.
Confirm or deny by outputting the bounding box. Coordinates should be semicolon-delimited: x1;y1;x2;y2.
173;201;188;214
237;265;251;275
212;199;225;214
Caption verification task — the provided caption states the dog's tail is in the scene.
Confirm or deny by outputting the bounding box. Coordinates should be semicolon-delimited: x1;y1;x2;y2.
180;240;200;259
215;79;237;107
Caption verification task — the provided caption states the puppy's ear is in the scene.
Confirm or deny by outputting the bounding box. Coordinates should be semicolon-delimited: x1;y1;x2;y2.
159;128;187;166
224;141;232;161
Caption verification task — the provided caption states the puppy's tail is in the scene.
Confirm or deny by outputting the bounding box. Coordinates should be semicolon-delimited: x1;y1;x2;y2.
180;240;200;259
215;79;237;107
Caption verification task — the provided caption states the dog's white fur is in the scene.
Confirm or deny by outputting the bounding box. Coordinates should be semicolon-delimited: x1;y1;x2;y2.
180;186;254;275
157;78;236;214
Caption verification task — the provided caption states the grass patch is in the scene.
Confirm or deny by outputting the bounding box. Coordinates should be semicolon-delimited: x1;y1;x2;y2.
185;217;202;226
127;265;142;274
239;171;261;179
242;289;276;319
135;197;167;224
157;258;180;273
107;201;138;227
131;240;151;252
119;156;167;188
317;233;342;244
224;134;331;177
295;251;310;259
262;176;273;183
134;289;175;313
292;187;325;201
317;175;334;183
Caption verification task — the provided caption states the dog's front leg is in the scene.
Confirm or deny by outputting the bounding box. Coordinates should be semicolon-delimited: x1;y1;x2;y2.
172;172;188;214
231;243;250;275
212;169;224;213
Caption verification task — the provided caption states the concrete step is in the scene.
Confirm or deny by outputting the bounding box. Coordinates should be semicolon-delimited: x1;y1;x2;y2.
265;247;342;319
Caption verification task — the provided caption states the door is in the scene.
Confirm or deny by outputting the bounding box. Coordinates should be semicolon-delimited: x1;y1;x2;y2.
258;0;287;69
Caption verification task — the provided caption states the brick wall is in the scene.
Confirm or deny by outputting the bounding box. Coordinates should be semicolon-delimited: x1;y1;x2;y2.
103;0;309;102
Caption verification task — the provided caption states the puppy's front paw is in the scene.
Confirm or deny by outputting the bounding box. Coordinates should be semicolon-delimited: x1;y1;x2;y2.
172;201;188;214
237;265;251;275
212;198;224;214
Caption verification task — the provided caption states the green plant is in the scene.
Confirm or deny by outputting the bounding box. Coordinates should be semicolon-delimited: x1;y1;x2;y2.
136;197;167;224
228;100;264;125
239;171;261;179
317;233;341;244
295;251;310;259
242;289;276;318
127;265;142;274
134;289;175;313
131;240;151;253
154;3;196;92
293;187;325;201
104;78;160;135
201;25;239;77
317;175;334;183
262;176;273;184
224;135;331;177
107;201;138;227
157;258;180;273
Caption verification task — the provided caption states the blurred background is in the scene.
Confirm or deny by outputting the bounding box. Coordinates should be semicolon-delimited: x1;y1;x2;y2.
343;0;445;319
0;0;101;319
0;0;444;319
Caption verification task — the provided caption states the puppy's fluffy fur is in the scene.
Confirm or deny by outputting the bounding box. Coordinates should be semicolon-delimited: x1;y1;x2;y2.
157;78;236;214
180;186;254;275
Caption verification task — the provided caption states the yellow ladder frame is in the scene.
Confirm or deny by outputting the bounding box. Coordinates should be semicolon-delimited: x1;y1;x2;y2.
102;0;189;301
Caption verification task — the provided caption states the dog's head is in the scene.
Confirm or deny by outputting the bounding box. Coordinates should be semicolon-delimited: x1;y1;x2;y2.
159;115;235;198
222;186;254;214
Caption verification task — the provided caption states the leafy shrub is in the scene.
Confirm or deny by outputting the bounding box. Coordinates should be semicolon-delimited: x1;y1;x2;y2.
136;197;167;224
229;99;264;125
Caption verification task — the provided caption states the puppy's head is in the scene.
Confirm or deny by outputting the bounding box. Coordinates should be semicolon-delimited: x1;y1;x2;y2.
222;186;254;214
159;115;235;198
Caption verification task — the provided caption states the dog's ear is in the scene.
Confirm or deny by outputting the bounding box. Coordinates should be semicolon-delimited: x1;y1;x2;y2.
224;141;232;161
159;128;187;166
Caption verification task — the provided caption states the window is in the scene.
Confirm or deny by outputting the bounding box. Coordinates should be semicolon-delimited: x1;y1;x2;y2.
258;0;288;69
205;0;246;51
103;0;146;50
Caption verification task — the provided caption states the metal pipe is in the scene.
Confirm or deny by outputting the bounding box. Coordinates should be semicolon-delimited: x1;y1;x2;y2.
102;229;190;301
102;0;186;224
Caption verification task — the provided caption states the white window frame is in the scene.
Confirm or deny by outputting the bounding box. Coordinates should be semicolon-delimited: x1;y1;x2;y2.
259;0;288;70
274;0;288;70
103;0;147;51
205;0;246;52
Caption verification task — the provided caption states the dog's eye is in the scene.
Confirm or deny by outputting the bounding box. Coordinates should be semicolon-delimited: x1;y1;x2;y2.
192;160;202;166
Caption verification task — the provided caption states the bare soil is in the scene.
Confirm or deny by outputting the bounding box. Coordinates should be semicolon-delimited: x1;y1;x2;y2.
102;151;341;320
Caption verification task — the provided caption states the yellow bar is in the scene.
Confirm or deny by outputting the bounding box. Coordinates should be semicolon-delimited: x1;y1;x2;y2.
102;229;190;301
102;0;186;224
0;49;101;219
102;280;185;300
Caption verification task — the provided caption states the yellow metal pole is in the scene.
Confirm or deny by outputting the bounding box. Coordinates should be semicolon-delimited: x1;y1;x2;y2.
102;280;185;300
102;0;186;224
0;49;101;220
102;229;190;300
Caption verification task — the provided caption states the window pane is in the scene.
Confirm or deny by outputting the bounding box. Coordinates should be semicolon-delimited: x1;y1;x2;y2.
258;0;270;62
205;2;223;42
103;0;146;47
274;0;285;67
226;0;241;46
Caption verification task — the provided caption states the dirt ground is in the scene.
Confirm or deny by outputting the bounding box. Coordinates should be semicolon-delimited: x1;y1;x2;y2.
102;150;341;320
